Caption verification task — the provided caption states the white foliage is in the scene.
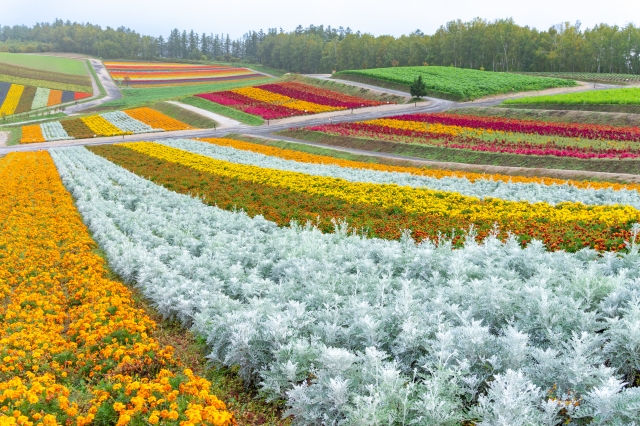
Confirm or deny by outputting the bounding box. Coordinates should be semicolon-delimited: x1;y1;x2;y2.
50;146;640;424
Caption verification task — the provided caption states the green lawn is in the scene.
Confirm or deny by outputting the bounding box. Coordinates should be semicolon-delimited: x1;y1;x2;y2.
335;66;576;101
0;53;89;76
96;77;273;111
503;87;640;105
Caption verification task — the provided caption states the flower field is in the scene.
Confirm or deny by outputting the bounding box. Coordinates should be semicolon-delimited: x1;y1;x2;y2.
27;141;640;424
516;71;640;85
334;66;577;100
0;82;90;116
104;61;263;88
301;112;640;160
195;81;384;119
0;151;234;426
20;107;189;143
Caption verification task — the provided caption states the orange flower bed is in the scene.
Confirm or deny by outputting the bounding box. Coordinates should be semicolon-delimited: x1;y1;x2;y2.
125;107;192;131
20;125;45;144
0;152;234;426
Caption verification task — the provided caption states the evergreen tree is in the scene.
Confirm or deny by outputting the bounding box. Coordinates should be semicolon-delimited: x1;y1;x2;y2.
409;74;428;98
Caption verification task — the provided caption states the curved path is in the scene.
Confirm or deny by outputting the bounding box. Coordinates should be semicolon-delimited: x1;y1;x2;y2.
64;59;122;114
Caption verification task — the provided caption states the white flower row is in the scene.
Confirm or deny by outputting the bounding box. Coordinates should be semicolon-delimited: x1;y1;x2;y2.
162;138;640;209
30;87;50;110
51;146;640;425
41;121;73;141
101;111;161;134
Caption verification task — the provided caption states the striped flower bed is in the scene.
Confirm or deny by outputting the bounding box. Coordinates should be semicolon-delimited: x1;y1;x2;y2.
196;82;384;119
302;113;640;160
104;61;263;87
0;82;90;116
20;107;187;144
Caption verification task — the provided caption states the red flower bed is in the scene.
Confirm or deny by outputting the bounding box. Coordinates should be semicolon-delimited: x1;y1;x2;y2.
258;82;383;109
196;91;303;119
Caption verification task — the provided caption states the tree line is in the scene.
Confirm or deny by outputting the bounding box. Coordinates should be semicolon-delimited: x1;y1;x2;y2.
1;18;639;74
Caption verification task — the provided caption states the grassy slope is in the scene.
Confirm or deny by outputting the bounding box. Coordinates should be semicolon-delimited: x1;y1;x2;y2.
0;53;89;76
450;106;640;127
7;127;22;145
503;87;640;106
335;66;576;101
279;129;640;175
179;96;264;126
151;102;219;129
92;77;273;111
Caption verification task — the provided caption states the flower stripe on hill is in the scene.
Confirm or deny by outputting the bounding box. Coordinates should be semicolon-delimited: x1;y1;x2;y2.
20;107;191;144
305;113;640;159
0;152;234;426
161;138;640;209
200;137;640;193
119;142;640;244
90;143;631;251
195;81;384;119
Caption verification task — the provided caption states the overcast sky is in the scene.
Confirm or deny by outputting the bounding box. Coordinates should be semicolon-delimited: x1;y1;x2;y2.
3;0;639;38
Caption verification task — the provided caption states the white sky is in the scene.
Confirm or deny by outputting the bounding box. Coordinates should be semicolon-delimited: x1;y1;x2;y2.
3;0;639;39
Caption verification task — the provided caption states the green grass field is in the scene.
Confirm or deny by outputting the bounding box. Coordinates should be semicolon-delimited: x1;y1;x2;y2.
513;72;640;85
91;77;273;111
179;96;264;126
334;66;576;101
503;87;640;106
0;53;89;76
151;102;219;128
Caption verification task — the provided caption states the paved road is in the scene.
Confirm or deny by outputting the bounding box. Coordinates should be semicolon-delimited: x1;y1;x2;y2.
64;59;122;114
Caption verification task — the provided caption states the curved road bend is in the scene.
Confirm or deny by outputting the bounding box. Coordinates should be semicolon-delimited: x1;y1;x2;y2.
64;59;122;114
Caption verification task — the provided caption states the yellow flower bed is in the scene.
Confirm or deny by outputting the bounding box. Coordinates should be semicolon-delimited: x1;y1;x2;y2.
0;85;25;116
125;107;192;131
202;137;640;192
232;87;338;113
0;152;234;426
81;115;127;137
20;125;45;144
122;142;640;226
365;118;492;138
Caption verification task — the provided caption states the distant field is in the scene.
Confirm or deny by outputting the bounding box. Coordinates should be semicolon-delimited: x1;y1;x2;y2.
0;53;89;76
514;72;640;85
502;88;640;112
105;61;264;88
334;66;576;101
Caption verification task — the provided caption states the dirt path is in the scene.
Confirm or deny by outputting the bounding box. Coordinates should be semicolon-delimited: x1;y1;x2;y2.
0;131;9;147
165;101;241;128
64;59;122;114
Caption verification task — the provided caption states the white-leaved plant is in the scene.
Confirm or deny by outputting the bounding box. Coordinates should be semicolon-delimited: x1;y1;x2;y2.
51;146;640;424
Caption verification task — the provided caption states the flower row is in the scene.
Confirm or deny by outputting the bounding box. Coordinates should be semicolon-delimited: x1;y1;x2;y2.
120;141;640;234
104;61;262;87
20;108;188;144
0;151;234;426
304;112;640;159
0;82;90;116
91;142;631;252
50;145;640;424
196;82;383;119
155;138;640;210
